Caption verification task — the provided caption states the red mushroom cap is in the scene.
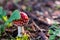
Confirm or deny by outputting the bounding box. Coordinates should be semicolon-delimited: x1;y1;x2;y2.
13;12;29;26
20;12;28;20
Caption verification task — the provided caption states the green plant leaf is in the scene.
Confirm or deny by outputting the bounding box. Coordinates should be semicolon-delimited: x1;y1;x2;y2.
53;28;60;36
48;30;53;34
0;7;7;21
0;7;6;16
16;36;22;40
0;25;5;35
0;7;3;20
49;22;60;40
4;21;12;28
22;34;29;40
3;10;7;16
0;7;3;15
49;35;56;40
8;10;20;22
16;34;29;40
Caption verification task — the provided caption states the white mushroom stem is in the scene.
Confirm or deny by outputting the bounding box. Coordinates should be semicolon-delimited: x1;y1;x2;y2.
17;26;22;37
14;24;25;37
17;26;25;37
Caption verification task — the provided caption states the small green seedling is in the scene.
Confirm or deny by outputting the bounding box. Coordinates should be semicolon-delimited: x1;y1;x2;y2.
48;22;60;40
0;7;20;36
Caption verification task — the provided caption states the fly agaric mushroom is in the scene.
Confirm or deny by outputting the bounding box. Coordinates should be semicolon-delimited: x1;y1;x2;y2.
13;12;29;37
13;12;29;25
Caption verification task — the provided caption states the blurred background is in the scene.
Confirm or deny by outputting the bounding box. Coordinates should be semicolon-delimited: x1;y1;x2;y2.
0;0;60;40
